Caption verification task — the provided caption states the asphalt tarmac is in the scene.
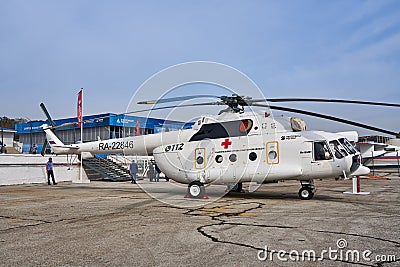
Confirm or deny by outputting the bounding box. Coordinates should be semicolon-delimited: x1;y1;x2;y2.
0;176;399;266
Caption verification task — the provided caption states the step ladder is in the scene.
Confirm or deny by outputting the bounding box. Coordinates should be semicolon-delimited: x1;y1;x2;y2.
82;157;132;182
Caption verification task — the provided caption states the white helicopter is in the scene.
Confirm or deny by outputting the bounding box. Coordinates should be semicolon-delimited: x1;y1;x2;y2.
40;95;400;200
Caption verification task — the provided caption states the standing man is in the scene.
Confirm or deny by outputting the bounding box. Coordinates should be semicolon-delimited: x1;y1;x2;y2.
148;161;155;182
129;160;138;184
32;144;37;154
46;157;57;185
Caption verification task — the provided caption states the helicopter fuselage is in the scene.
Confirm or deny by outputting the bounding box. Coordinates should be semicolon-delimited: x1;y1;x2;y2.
41;110;369;193
153;126;362;185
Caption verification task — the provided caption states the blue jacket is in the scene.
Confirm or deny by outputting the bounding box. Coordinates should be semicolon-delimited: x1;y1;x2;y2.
129;163;138;173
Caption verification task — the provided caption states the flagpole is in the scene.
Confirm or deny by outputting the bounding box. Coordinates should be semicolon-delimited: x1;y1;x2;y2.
80;88;83;182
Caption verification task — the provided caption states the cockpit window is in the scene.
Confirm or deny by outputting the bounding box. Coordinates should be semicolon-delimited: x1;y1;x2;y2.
314;141;333;161
336;140;348;156
190;119;253;142
339;138;357;154
329;140;346;159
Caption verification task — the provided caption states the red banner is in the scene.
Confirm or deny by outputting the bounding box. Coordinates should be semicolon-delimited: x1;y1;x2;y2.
136;120;140;136
77;90;82;128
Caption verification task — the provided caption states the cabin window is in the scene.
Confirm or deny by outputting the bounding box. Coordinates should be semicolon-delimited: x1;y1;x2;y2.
268;151;277;160
196;156;204;165
189;119;253;142
313;141;333;161
239;119;253;133
249;152;257;161
215;155;223;163
229;154;237;162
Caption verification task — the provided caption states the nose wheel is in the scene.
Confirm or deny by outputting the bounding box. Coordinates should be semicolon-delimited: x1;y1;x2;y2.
298;180;316;200
187;181;206;199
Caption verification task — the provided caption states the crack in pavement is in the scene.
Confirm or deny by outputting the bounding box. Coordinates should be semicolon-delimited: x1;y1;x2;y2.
0;215;52;224
0;215;70;232
0;198;157;233
183;200;399;266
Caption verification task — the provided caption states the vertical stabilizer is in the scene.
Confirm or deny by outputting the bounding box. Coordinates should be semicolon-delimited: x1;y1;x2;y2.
40;124;64;146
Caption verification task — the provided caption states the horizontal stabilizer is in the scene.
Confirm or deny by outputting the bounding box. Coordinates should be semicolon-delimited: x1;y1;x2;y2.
52;145;79;149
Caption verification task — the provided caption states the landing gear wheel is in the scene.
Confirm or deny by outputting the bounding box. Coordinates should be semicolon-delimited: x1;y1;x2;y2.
231;182;243;193
188;181;205;199
298;187;314;200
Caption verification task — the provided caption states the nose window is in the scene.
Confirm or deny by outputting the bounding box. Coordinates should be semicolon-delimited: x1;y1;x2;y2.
329;140;346;159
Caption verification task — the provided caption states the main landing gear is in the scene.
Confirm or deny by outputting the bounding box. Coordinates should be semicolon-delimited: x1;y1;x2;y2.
298;180;316;200
186;181;244;199
187;181;206;199
187;180;317;200
227;182;243;193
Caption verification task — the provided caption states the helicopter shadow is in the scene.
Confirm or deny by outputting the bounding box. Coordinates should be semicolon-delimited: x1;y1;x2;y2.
225;190;345;202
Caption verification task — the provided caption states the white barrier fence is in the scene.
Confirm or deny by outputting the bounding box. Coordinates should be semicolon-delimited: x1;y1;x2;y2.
0;154;81;185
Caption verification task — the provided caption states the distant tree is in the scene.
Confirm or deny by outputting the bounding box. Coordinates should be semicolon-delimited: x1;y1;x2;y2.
14;118;28;124
1;116;44;131
0;117;16;129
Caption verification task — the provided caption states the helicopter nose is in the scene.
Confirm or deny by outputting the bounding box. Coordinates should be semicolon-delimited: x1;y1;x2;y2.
351;165;370;176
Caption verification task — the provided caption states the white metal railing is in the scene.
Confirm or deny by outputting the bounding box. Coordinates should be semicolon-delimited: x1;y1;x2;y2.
107;155;155;177
13;141;23;153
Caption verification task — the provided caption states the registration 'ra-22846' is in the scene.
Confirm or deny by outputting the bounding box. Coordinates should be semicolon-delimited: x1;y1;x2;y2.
99;141;134;150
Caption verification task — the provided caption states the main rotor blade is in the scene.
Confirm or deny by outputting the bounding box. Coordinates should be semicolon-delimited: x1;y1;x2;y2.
138;95;220;105
253;103;399;136
53;122;77;130
72;102;220;125
40;103;56;127
252;98;400;108
125;102;221;115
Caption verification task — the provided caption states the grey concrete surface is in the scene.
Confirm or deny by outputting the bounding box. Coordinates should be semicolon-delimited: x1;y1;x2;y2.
0;176;399;266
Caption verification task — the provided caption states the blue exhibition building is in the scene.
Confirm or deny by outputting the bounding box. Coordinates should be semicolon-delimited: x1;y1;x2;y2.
15;113;193;153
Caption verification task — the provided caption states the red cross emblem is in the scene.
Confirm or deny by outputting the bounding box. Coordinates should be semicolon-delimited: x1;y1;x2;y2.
221;138;232;149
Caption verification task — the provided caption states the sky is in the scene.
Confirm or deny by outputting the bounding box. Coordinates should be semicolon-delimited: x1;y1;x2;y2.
1;0;400;136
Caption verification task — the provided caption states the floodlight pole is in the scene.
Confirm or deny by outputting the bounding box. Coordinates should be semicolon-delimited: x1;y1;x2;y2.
24;117;32;153
30;120;32;153
1;117;3;149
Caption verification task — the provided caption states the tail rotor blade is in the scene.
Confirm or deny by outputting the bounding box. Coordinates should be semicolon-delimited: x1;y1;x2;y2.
40;103;56;127
40;139;48;156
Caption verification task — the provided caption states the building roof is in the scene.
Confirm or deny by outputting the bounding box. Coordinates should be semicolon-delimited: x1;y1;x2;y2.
14;113;192;134
0;127;16;133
